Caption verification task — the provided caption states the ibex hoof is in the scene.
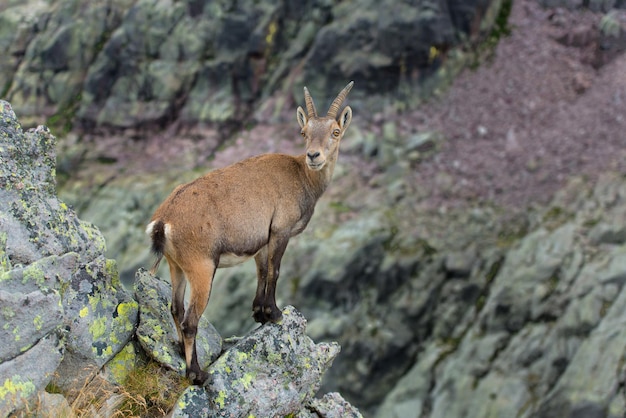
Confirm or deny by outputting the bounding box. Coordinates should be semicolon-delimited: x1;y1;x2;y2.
252;304;282;324
252;306;266;323
265;306;282;323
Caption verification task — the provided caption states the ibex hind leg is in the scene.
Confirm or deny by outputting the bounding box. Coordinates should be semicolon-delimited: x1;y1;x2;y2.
167;258;187;355
181;259;216;385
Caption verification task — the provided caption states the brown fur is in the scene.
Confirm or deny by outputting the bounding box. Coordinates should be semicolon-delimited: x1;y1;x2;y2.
146;82;354;384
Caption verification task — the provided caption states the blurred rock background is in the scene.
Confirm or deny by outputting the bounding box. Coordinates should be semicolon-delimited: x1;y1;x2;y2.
3;0;626;416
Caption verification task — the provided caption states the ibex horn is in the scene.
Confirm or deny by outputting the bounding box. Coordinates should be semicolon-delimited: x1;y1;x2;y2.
327;81;354;118
303;87;317;118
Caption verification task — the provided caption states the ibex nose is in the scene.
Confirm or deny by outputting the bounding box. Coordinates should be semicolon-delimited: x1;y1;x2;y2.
307;151;320;161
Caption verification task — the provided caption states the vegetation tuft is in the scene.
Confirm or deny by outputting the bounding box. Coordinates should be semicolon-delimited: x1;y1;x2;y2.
15;360;190;417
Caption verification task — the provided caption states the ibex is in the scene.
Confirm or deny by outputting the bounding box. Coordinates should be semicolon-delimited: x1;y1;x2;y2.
146;81;354;383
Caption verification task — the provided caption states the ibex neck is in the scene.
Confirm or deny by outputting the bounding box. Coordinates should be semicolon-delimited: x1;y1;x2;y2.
300;154;337;199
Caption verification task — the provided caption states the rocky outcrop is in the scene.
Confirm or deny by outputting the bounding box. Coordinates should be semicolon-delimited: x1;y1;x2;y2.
1;0;504;130
0;99;360;417
170;304;358;418
0;100;138;415
133;268;361;417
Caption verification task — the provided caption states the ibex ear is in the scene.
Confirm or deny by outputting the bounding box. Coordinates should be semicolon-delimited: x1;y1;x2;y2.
297;106;307;129
339;106;352;132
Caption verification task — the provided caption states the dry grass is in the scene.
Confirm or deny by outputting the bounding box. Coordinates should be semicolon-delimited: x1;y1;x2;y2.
114;361;190;417
11;360;190;418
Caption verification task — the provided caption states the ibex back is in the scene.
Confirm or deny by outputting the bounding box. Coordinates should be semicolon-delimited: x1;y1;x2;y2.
146;81;354;384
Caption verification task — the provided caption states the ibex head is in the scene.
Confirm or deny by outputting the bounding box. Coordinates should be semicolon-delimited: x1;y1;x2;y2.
297;81;353;171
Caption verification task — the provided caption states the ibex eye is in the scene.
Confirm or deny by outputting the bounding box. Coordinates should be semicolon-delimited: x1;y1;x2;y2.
300;130;306;137
332;129;341;137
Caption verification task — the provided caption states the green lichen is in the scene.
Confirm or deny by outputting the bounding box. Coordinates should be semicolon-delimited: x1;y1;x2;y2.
115;301;137;331
22;264;46;288
106;343;137;384
215;390;227;409
105;258;120;286
88;316;107;340
0;376;36;401
238;373;253;390
0;232;9;273
266;350;283;365
88;294;100;313
12;325;20;342
109;300;138;346
2;306;15;320
33;315;43;331
81;220;106;253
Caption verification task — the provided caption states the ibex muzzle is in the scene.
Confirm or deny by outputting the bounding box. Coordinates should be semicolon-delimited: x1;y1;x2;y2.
146;81;354;384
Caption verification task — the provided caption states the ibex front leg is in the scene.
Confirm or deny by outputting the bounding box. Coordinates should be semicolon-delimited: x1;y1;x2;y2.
252;235;288;323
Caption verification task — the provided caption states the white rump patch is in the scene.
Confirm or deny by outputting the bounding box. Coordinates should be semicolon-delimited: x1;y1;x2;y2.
145;221;156;235
145;221;173;239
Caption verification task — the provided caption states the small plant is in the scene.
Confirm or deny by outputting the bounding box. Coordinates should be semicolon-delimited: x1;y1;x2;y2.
116;360;190;417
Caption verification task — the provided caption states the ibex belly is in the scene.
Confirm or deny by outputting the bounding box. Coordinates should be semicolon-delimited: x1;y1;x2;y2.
218;251;259;268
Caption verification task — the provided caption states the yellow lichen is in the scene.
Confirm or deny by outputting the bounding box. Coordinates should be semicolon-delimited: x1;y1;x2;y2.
240;373;253;390
215;390;227;409
265;21;277;46
0;376;36;401
88;316;106;340
33;315;43;331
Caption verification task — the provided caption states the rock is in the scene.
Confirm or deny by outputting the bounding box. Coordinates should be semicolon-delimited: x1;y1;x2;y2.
444;248;477;278
535;279;626;417
170;306;354;417
134;268;222;375
0;100;138;413
0;335;64;417
0;286;63;363
33;392;74;418
303;392;364;418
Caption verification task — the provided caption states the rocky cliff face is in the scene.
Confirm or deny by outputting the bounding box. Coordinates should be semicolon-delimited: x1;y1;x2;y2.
1;0;502;130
